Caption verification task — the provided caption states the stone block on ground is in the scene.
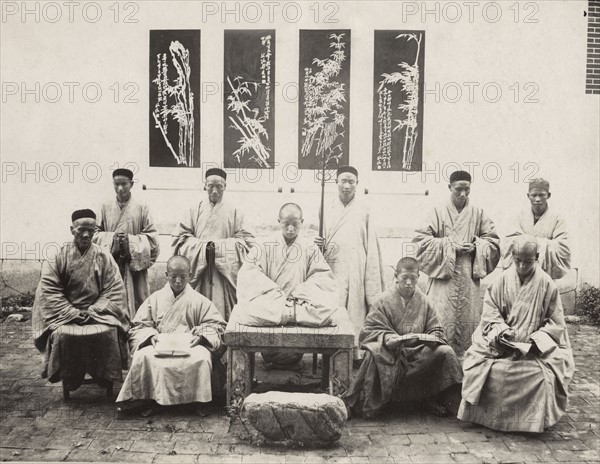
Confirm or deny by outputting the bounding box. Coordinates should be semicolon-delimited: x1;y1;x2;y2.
241;392;348;444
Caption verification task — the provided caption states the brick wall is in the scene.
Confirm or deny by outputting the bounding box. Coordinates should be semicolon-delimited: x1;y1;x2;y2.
587;0;600;93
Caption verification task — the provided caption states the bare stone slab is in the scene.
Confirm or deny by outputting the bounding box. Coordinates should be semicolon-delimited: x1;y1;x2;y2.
241;392;348;444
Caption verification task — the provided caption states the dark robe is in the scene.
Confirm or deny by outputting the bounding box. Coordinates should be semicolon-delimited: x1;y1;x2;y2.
32;242;130;389
343;287;463;417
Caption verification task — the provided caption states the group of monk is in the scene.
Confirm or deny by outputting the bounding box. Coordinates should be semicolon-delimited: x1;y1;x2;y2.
32;164;574;433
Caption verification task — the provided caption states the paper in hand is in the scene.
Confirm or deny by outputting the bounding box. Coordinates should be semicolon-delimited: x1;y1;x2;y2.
500;334;532;356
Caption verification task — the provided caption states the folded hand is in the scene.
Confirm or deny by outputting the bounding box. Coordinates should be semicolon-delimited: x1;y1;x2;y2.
190;335;207;348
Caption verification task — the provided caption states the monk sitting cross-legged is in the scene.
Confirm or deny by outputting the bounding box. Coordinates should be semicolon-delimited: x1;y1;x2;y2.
343;257;463;419
233;203;339;369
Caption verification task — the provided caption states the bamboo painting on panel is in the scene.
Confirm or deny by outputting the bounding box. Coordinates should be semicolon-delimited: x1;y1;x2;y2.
372;30;425;171
224;30;275;169
149;30;201;168
298;29;351;171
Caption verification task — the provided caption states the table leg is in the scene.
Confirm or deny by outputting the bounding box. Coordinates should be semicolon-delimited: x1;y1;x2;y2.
227;348;253;407
321;354;331;390
329;349;351;397
249;352;256;385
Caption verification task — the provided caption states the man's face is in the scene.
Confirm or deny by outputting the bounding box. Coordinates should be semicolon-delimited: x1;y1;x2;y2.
278;210;303;242
71;218;96;250
395;268;419;297
527;188;550;215
337;172;358;202
113;176;133;200
449;181;471;206
205;175;226;204
513;250;538;280
166;264;190;295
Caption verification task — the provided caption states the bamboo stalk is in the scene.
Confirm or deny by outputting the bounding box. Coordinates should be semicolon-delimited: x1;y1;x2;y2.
152;111;182;165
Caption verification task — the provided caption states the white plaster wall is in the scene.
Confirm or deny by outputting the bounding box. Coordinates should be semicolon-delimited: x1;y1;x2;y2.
1;1;598;285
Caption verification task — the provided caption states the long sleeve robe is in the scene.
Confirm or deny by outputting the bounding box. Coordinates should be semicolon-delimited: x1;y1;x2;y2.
116;283;227;405
457;265;575;432
94;196;160;319
502;206;571;280
233;232;339;327
322;196;385;357
32;242;129;387
172;198;255;320
412;199;500;356
343;287;463;417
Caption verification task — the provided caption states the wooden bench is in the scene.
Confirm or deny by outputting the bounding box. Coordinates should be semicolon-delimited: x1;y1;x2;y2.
224;308;355;407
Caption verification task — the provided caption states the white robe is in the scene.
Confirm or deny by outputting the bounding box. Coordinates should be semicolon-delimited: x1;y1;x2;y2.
233;232;339;327
321;196;385;356
116;284;226;405
502;206;571;280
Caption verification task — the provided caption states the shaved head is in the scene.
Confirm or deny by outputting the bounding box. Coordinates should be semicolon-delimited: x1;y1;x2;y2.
278;203;303;243
279;203;303;219
167;255;191;274
511;235;539;281
395;257;419;274
394;257;420;298
511;235;539;260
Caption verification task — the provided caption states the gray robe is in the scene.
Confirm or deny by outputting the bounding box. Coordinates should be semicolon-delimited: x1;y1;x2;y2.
458;265;575;432
172;198;255;320
412;199;500;356
94;196;160;319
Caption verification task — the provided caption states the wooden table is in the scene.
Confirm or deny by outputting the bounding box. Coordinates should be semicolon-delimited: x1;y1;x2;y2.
224;308;355;407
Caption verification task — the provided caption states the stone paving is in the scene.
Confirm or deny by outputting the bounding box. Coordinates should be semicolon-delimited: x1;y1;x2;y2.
1;320;598;463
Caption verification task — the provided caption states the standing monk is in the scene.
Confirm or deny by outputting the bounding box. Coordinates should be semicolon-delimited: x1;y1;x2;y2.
93;168;160;320
172;168;255;320
412;171;500;357
458;235;574;432
315;166;385;364
502;178;570;280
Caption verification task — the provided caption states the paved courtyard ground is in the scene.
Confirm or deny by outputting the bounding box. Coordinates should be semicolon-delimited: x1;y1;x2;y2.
0;320;598;463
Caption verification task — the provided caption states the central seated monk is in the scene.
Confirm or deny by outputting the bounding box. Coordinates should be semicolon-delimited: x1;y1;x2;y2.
233;203;339;368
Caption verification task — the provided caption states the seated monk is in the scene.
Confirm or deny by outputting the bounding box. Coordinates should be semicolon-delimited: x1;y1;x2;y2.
458;235;575;432
116;255;226;416
32;209;130;394
343;257;463;418
233;203;338;368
